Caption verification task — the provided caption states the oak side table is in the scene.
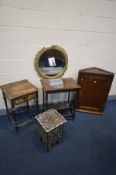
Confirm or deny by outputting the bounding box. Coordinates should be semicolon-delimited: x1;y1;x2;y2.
41;78;81;120
0;79;38;132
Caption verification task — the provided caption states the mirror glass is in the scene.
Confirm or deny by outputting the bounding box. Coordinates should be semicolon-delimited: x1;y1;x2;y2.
34;45;68;79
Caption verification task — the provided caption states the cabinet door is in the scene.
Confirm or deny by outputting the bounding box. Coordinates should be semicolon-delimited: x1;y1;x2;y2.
92;76;112;112
77;75;96;110
76;75;112;113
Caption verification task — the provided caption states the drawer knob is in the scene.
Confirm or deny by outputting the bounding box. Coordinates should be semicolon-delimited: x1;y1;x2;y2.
93;80;97;83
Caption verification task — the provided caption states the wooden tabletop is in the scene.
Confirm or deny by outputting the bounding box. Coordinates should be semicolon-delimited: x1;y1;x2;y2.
41;78;81;93
0;79;38;100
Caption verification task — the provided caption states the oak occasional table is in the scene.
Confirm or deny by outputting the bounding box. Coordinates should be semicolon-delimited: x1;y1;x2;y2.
36;109;67;151
41;78;81;120
0;79;38;133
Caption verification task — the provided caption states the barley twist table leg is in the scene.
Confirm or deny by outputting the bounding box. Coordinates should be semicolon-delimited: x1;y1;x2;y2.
11;101;18;133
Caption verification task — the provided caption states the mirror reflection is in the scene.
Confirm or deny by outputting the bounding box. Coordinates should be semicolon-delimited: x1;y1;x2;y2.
34;45;68;79
39;49;65;76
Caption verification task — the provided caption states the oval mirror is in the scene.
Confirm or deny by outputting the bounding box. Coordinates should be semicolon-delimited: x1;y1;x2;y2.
34;45;68;79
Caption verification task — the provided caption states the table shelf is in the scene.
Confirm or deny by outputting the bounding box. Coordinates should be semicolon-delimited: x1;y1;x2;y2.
45;101;73;110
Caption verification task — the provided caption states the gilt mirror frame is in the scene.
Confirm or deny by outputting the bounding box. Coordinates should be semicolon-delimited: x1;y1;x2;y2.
34;45;68;79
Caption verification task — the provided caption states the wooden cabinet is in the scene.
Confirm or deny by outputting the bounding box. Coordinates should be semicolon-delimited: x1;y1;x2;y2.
75;67;114;114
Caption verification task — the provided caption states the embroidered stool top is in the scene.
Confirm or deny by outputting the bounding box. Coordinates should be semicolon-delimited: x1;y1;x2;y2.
36;109;67;132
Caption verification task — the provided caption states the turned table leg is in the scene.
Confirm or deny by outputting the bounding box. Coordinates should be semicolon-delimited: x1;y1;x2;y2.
11;101;18;133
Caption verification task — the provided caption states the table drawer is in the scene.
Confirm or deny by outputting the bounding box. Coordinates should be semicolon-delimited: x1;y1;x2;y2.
14;93;37;105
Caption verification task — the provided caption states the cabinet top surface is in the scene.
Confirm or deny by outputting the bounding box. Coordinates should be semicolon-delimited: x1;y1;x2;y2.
0;79;38;100
79;67;114;76
41;78;81;92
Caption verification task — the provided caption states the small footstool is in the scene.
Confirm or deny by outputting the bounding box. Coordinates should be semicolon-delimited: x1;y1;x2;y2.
36;109;67;151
